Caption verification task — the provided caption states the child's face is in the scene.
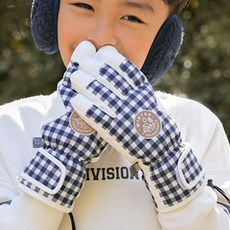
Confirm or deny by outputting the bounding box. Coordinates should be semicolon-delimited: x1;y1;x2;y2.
58;0;170;68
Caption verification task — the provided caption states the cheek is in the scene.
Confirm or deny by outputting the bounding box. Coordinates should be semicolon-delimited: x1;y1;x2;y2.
58;17;74;66
58;14;89;66
122;33;156;69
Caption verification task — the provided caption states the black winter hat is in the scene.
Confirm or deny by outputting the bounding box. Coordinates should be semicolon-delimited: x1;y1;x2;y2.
31;0;184;85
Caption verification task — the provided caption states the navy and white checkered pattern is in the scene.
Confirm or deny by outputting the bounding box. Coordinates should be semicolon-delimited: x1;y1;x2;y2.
150;147;204;207
18;60;107;212
74;57;205;210
99;64;132;95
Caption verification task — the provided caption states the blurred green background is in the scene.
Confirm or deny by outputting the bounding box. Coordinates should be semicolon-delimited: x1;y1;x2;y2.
0;0;229;140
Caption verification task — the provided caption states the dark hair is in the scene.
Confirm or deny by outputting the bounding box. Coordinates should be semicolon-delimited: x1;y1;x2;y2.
164;0;191;14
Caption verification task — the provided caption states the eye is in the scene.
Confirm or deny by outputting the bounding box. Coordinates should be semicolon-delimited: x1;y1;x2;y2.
122;15;144;24
73;3;94;11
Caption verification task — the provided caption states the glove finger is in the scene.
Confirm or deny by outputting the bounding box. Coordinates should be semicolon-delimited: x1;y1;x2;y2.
61;41;97;91
71;73;118;117
96;46;147;88
78;56;129;97
70;40;96;64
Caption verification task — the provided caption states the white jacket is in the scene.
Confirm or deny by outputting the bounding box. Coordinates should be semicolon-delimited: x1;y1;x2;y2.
0;91;229;230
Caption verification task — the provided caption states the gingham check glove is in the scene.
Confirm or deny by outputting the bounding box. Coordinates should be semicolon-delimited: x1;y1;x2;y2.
70;46;206;212
17;41;107;212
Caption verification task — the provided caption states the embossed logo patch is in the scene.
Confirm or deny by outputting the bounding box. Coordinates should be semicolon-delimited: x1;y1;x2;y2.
134;110;161;138
70;111;95;135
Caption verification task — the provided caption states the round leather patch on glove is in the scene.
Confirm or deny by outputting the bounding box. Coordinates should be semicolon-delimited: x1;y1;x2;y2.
134;110;161;138
70;111;95;135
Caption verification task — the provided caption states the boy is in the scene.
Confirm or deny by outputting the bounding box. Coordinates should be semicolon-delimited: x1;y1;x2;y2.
0;0;229;229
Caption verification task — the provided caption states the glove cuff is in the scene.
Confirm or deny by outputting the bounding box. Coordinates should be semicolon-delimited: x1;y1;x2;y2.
17;148;85;212
140;143;205;213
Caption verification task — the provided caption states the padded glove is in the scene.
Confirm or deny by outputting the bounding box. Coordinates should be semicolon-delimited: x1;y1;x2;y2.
70;46;206;213
17;41;107;212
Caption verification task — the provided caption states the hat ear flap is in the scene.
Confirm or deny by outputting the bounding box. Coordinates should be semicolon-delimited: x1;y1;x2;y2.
141;15;184;85
31;0;60;54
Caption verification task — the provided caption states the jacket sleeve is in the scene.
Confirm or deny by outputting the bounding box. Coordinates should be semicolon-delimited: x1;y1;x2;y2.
0;96;64;230
0;145;64;230
158;186;229;230
156;94;230;230
0;193;63;230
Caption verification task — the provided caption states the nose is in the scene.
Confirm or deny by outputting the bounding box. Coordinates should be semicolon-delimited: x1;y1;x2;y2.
87;19;118;50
